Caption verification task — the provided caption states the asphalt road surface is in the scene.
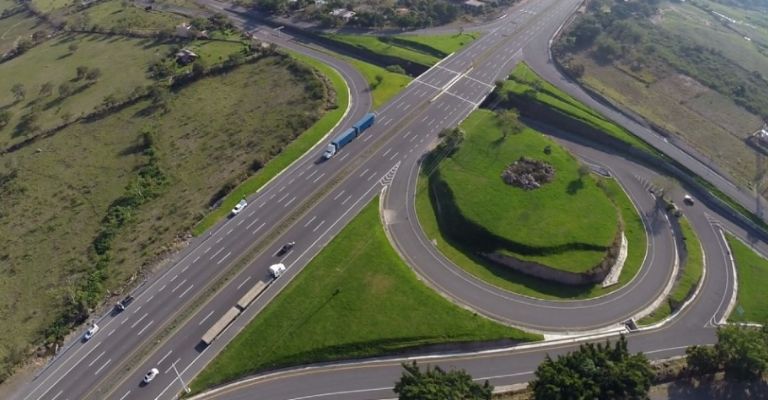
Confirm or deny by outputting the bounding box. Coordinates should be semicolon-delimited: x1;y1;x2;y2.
11;0;768;399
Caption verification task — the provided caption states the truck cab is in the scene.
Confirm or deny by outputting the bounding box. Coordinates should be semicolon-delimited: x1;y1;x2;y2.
323;144;336;159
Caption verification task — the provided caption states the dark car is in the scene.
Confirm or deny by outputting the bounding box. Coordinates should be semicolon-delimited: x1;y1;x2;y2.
114;295;135;312
276;242;295;256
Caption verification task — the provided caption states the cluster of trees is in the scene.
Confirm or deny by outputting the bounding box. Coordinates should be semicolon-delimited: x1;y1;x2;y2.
687;325;768;381
393;327;768;400
189;13;234;32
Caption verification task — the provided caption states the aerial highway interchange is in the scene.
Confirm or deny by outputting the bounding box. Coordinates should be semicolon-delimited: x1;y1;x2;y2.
12;0;768;399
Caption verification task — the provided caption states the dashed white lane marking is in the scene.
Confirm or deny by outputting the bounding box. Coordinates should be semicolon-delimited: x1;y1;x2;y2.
341;195;352;205
312;220;326;233
333;190;345;201
131;313;148;329
137;320;153;336
237;276;252;290
146;294;155;303
172;279;187;294
165;358;181;374
88;351;105;367
279;185;286;192
382;148;391;157
246;218;260;229
210;247;224;260
216;252;231;265
193;256;200;263
277;192;290;202
199;310;215;326
94;359;111;376
159;284;167;292
312;173;326;184
284;196;297;208
366;171;377;181
107;329;115;337
252;222;266;234
305;170;318;181
170;274;178;283
363;134;372;142
132;305;142;314
359;168;369;177
304;215;317;227
339;153;350;161
178;284;194;298
158;350;173;365
389;152;399;161
117;390;131;400
50;390;63;400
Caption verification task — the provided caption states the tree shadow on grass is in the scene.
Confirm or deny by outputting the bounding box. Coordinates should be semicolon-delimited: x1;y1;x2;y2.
566;178;584;194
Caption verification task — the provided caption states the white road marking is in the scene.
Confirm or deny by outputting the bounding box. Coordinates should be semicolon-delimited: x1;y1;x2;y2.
199;310;215;326
131;313;148;329
279;185;286;192
367;172;377;181
50;390;63;400
285;387;392;400
389;152;399;161
178;285;194;299
246;218;260;229
137;320;154;336
277;192;290;202
87;351;105;367
170;274;178;283
288;178;296;184
237;276;252;290
284;196;297;208
204;247;211;254
107;329;115;337
312;220;326;233
193;256;200;263
117;391;131;400
359;168;369;177
94;359;111;376
341;195;352;205
363;134;372;142
305;170;318;181
132;305;142;314
158;350;173;365
171;279;187;293
382;148;391;157
312;173;326;184
339;153;350;161
165;358;181;374
210;247;224;260
216;252;231;265
304;215;318;227
252;222;266;234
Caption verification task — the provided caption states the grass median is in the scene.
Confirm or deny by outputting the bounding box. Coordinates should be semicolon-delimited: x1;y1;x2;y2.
727;234;768;324
192;51;349;235
639;216;704;325
189;198;540;394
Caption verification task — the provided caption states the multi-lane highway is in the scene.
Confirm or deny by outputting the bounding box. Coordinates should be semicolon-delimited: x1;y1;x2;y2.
11;0;768;399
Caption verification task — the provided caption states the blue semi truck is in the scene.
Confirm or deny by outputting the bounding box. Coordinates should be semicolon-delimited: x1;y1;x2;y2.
323;113;376;159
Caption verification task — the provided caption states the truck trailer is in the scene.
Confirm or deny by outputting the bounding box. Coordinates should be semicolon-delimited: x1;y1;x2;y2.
323;113;376;159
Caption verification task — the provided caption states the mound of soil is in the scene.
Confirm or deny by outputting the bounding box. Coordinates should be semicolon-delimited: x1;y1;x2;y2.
501;157;555;190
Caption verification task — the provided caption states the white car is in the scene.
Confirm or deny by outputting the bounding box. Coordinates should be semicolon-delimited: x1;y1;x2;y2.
230;199;248;216
683;195;694;206
269;263;286;278
143;368;159;383
83;324;99;340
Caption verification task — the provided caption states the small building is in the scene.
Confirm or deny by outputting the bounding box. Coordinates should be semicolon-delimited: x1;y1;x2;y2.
175;48;199;65
330;8;356;21
176;23;209;39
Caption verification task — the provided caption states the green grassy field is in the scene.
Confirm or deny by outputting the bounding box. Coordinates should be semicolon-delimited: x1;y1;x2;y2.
345;56;411;109
326;34;440;66
395;32;481;55
639;216;704;325
189;198;540;394
29;0;70;13
0;11;41;54
416;125;646;299
434;109;619;273
727;234;768;324
79;0;187;33
0;0;20;12
0;33;173;146
503;63;656;154
192;50;349;235
0;56;327;379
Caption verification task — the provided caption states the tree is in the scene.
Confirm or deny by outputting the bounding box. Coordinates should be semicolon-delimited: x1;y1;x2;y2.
530;336;653;400
68;43;78;53
85;68;102;81
39;81;54;97
76;66;89;80
393;361;492;400
11;83;25;101
686;345;720;375
58;82;73;98
495;109;523;137
716;325;768;381
578;164;591;180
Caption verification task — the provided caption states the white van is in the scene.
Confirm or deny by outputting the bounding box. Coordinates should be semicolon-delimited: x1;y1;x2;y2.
269;263;286;278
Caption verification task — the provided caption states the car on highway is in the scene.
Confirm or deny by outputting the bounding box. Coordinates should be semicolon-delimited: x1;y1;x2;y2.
83;323;99;341
276;242;295;256
143;368;159;384
269;263;286;278
230;199;248;216
683;195;694;206
114;295;135;313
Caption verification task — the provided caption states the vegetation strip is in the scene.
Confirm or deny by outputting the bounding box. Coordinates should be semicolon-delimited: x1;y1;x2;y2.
725;234;768;324
192;50;350;235
190;197;540;394
639;216;704;325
